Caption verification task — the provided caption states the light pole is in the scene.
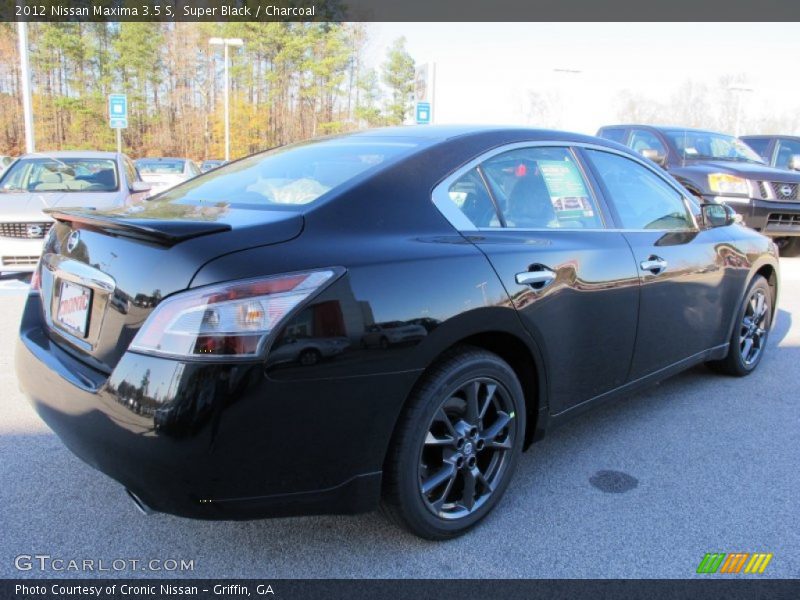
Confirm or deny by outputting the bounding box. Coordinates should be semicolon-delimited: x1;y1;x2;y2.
17;22;35;153
729;85;753;137
209;37;243;162
552;68;582;129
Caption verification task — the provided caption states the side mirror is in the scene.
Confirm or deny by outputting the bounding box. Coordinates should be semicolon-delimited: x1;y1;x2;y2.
640;148;667;167
789;155;800;171
130;181;151;193
701;202;737;228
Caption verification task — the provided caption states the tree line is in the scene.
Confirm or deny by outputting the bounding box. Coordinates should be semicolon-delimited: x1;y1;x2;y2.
0;23;416;159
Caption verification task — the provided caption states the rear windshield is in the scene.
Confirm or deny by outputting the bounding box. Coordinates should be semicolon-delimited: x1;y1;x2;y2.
0;157;119;193
148;138;418;208
136;160;186;174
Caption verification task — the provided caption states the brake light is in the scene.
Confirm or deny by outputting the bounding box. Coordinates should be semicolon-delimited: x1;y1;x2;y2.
129;269;341;359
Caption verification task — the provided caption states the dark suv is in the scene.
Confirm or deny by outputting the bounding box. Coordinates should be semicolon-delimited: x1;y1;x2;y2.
740;135;800;173
598;125;800;256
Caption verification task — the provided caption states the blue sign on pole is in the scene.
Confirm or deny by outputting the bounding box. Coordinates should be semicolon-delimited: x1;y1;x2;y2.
108;94;128;129
415;102;431;125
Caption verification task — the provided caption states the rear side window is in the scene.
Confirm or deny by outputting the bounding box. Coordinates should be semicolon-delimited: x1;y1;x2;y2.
151;140;418;208
445;168;501;228
481;147;604;229
598;128;627;143
585;149;693;231
775;139;800;170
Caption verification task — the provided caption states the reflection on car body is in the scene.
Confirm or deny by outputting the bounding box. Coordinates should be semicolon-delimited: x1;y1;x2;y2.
268;336;351;367
361;321;428;349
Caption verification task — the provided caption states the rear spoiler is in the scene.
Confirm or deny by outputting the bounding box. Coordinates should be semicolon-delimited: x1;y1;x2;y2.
45;209;231;246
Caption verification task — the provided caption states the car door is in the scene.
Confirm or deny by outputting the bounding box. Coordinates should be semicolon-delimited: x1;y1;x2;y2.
434;144;640;414
581;147;741;380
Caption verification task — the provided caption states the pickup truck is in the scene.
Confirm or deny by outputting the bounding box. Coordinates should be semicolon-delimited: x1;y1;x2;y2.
597;124;800;256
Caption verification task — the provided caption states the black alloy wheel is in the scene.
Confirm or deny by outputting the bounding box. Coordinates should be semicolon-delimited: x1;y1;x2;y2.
708;275;772;376
382;347;525;540
419;378;516;520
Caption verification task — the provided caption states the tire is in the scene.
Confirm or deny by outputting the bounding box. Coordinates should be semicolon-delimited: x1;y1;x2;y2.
381;347;526;540
777;237;800;258
298;348;321;366
707;275;772;376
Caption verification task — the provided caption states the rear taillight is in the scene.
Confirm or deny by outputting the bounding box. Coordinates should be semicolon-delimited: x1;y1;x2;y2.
129;269;341;360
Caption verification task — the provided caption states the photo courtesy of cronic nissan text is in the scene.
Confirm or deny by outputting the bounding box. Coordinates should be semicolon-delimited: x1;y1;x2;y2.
0;1;797;599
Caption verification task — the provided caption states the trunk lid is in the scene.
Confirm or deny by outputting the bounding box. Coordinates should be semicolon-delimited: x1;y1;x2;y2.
38;204;303;373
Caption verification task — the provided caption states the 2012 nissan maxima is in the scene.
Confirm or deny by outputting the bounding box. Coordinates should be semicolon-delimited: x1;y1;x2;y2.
16;126;779;539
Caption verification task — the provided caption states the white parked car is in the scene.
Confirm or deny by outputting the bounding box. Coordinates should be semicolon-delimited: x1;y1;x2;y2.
0;151;150;273
266;336;351;367
361;321;428;349
135;157;201;195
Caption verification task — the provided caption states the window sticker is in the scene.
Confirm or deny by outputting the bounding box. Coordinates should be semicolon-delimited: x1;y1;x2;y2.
537;160;594;219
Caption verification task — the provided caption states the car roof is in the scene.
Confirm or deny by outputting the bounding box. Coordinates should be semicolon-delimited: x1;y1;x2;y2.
741;134;800;141
136;157;191;161
18;150;119;159
333;125;613;149
600;124;734;136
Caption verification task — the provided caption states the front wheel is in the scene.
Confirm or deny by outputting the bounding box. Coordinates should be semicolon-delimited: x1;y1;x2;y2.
381;347;526;540
708;275;772;376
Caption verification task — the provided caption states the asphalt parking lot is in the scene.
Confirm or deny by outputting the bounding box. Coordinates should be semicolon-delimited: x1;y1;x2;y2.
1;260;798;580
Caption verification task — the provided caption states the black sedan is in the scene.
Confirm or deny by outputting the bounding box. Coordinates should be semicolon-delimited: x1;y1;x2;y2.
16;126;779;539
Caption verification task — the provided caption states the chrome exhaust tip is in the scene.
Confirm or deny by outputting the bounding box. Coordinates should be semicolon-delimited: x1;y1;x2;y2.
126;489;155;516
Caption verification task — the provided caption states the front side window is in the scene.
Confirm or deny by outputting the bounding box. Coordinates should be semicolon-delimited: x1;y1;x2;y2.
123;158;139;186
585;149;694;231
629;130;667;155
481;147;604;229
0;157;119;193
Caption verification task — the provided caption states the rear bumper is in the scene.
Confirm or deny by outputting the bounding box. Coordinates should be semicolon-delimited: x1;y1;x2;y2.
0;237;43;272
16;293;417;520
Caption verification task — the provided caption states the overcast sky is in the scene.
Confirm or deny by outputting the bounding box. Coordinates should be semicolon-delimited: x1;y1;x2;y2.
368;23;800;134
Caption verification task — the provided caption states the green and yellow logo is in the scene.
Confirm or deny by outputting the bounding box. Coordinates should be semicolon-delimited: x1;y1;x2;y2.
697;552;773;574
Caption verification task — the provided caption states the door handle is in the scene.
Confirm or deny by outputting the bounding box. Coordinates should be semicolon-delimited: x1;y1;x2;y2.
515;268;557;288
640;256;668;275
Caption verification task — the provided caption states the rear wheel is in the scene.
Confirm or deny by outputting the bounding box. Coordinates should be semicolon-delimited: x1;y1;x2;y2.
382;347;525;540
708;275;772;376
